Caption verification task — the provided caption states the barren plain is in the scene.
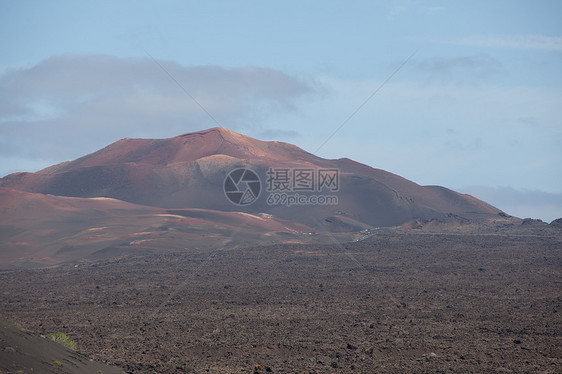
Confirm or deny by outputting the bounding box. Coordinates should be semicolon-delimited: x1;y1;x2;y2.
1;230;560;373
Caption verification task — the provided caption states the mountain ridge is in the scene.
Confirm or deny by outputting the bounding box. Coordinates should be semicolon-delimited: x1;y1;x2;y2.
0;127;499;229
36;127;321;172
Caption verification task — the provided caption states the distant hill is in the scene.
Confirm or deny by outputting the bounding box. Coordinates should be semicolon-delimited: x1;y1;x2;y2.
0;127;499;230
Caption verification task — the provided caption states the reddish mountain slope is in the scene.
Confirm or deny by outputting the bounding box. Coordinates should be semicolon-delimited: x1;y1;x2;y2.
0;187;326;268
0;127;498;230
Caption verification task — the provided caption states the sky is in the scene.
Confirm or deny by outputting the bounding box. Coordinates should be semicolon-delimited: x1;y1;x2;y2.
1;0;561;222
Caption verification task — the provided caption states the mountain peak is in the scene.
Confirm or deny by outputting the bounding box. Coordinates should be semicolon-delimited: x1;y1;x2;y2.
198;126;247;138
177;126;264;152
168;127;313;165
178;126;245;140
31;127;315;174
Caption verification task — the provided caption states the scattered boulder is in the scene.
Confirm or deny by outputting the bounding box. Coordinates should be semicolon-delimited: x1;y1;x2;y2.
254;364;273;373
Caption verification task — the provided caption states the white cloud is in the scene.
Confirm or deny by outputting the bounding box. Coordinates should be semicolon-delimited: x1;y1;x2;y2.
431;34;562;51
387;1;444;20
0;54;316;167
427;6;443;14
387;0;410;19
388;4;408;19
415;54;504;78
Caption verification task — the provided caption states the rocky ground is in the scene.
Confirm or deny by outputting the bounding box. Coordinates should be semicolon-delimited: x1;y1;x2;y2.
1;230;561;373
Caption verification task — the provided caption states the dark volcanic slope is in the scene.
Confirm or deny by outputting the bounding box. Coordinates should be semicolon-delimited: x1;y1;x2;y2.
0;127;499;228
0;317;123;374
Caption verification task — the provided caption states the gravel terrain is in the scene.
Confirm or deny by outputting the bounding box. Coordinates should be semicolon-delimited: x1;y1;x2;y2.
1;230;561;373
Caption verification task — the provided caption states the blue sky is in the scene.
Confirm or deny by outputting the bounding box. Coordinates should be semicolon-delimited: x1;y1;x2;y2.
1;0;561;221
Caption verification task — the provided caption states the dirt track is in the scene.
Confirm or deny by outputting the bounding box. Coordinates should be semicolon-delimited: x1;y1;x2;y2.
1;231;561;373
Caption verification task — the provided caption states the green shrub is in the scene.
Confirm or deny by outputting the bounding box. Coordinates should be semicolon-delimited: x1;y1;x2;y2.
46;332;77;350
53;360;62;366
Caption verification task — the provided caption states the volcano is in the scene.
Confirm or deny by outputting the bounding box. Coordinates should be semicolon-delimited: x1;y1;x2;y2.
0;127;502;267
0;127;498;227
